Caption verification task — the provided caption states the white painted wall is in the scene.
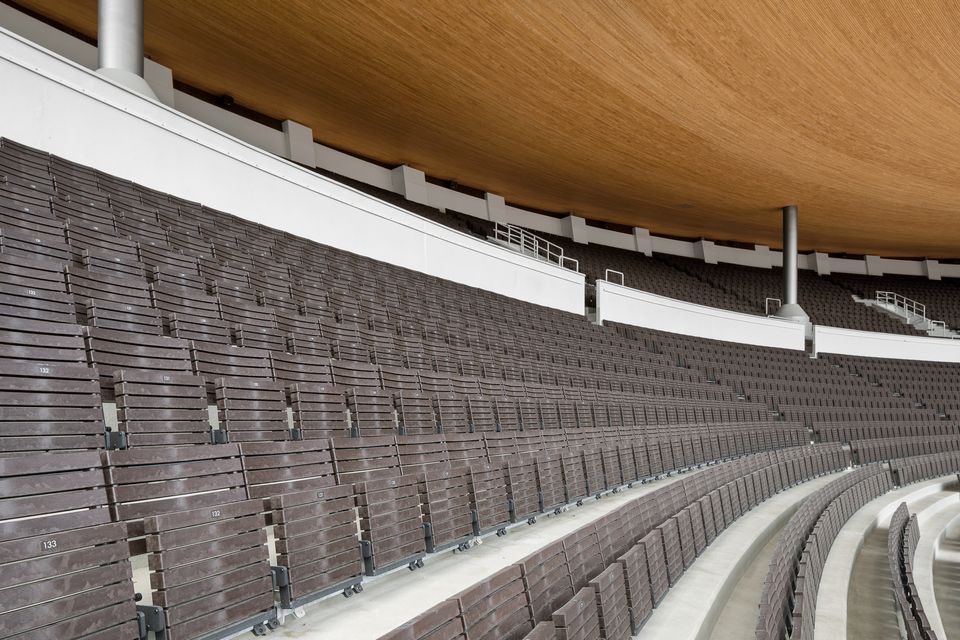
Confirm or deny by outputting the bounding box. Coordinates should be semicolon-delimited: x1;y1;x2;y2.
595;280;807;350
0;27;584;315
813;325;960;362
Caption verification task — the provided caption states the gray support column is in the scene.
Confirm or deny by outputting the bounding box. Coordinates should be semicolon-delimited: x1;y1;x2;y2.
96;0;156;98
775;204;809;322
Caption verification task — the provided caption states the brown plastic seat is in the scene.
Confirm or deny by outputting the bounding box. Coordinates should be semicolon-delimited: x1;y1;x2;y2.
215;377;293;442
114;369;211;446
0;251;74;323
269;484;363;607
85;326;192;387
65;265;162;334
468;459;510;535
103;444;248;549
0;452;141;639
239;439;337;499
457;565;534;640
142;498;277;640
190;342;272;384
0;361;105;454
0;315;87;365
356;473;426;575
552;586;600;640
291;383;350;440
418;461;475;552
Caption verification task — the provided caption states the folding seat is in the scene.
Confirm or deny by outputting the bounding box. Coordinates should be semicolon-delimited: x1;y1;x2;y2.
239;439;337;500
378;364;420;392
552;587;601;640
0;361;106;454
396;390;438;435
113;369;210;446
267;483;364;607
504;453;541;524
406;462;471;554
581;445;607;496
674;510;697;569
452;374;481;396
557;399;578;430
84;326;192;389
617;544;653;633
639;528;670;607
152;282;233;345
484;431;519;459
467;396;498;432
68;226;146;280
0;315;87;365
458;565;534;640
347;388;397;436
356;473;426;575
564;526;605;590
141;497;278;639
213;377;292;443
331;436;401;484
395;433;449;473
589;563;632;640
535;450;568;513
0;452;141;639
0;251;74;323
103;444;249;554
268;351;331;387
601;444;623;489
288;383;350;440
331;359;381;389
379;599;466;640
524;621;558;640
519;541;575;621
469;458;511;536
65;265;162;334
435;392;471;434
190;346;271;393
558;446;591;504
0;223;70;263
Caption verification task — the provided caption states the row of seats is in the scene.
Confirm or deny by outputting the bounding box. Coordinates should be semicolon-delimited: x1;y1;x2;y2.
851;435;960;464
756;466;892;640
383;444;847;640
889;451;960;486
888;503;938;640
1;424;806;640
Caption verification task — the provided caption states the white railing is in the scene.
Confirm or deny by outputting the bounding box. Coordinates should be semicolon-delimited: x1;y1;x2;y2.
604;269;625;286
493;222;579;271
876;291;926;322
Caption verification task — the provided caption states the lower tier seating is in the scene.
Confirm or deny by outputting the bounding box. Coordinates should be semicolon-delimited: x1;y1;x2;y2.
889;503;939;640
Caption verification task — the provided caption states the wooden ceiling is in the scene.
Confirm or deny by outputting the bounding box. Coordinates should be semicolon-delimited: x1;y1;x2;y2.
15;0;960;257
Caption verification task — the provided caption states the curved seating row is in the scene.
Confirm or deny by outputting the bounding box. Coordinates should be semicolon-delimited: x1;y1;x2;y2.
756;465;892;640
888;503;939;640
852;436;960;464
382;443;847;640
889;451;960;486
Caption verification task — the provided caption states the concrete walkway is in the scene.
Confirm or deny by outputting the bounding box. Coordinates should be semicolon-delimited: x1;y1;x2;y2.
272;469;696;639
813;477;955;640
916;495;960;640
934;518;960;640
641;471;846;640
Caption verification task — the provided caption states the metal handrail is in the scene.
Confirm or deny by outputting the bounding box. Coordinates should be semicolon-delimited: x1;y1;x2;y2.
604;269;625;286
876;291;926;321
765;297;782;316
492;222;579;272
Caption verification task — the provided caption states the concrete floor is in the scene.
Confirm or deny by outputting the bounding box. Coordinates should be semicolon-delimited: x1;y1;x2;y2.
913;493;960;640
934;515;960;640
640;472;845;640
708;522;784;640
843;487;955;639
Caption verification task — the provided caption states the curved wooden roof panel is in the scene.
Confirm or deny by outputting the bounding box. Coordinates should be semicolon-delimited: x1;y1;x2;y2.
16;0;960;257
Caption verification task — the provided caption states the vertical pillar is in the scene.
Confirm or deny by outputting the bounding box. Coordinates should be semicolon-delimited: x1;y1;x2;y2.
775;205;809;322
96;0;156;98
